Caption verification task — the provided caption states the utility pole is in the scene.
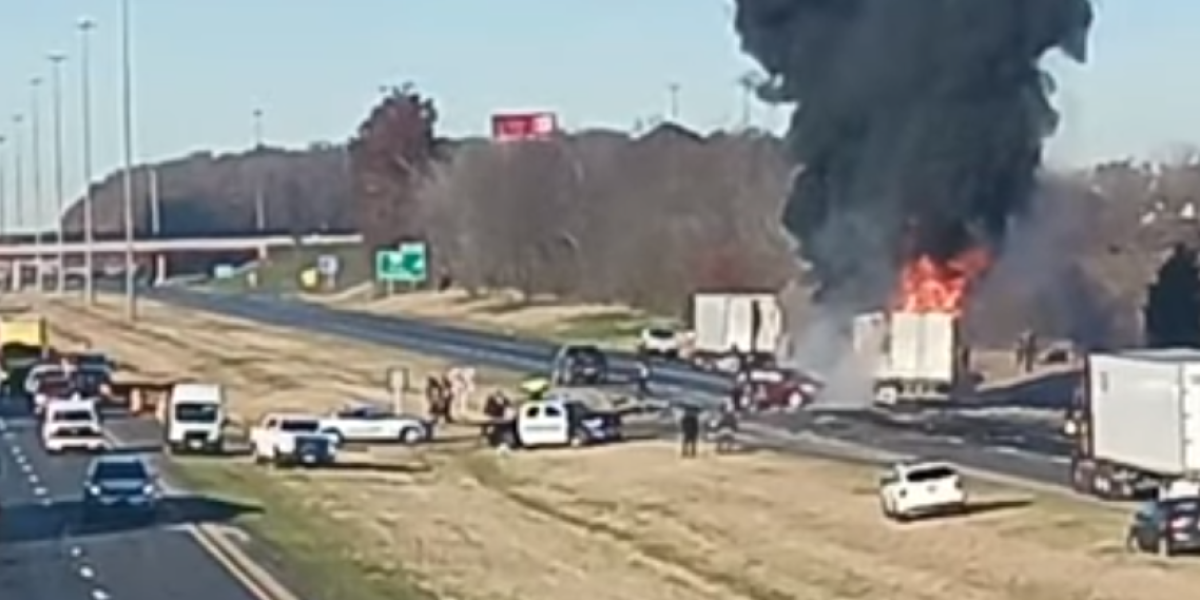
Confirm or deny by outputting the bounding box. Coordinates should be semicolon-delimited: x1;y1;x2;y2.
253;108;266;232
11;115;24;291
29;77;44;293
667;83;681;122
49;52;68;294
120;0;138;319
0;135;6;241
79;16;97;304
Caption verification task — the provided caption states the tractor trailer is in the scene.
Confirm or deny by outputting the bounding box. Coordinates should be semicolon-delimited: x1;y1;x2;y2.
1068;350;1200;499
852;310;962;405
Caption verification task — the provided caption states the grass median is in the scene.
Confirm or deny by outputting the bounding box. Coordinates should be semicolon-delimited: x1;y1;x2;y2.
168;457;437;600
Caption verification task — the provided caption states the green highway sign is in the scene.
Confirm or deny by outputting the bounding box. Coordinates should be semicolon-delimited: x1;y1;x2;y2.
375;242;428;283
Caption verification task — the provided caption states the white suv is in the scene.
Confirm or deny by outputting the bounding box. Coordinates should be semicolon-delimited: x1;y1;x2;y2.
42;399;106;453
637;326;680;358
878;461;967;521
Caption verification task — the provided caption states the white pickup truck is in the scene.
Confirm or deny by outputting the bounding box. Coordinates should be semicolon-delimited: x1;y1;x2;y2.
250;413;338;468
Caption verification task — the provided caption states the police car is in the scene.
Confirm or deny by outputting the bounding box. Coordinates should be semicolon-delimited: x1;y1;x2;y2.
507;397;623;449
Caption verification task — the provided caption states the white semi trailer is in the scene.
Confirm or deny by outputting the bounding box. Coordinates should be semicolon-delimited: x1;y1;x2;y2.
853;311;961;405
1068;350;1200;500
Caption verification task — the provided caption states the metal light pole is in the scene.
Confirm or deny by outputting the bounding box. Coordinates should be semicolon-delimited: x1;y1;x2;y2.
29;77;45;293
79;16;97;304
667;83;681;122
120;0;137;319
252;108;266;232
0;135;7;243
11;115;24;291
49;52;67;295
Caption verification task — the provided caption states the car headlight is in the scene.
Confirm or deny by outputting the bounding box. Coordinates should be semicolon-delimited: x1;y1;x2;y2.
86;484;101;496
142;484;158;497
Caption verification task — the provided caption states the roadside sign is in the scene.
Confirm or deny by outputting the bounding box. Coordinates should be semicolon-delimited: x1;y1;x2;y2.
317;254;340;276
375;242;428;283
491;111;558;142
213;264;235;279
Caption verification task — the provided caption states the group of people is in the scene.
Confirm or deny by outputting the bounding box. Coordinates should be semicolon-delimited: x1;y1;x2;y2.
676;402;740;458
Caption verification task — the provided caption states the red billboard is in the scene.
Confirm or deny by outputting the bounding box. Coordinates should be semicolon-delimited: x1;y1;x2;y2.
491;111;558;142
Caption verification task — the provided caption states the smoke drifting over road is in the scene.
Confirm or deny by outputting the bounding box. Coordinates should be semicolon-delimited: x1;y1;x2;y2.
733;0;1094;309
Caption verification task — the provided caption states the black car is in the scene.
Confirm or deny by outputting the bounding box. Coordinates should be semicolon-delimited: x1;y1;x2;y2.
81;455;161;523
551;345;609;386
1126;496;1200;556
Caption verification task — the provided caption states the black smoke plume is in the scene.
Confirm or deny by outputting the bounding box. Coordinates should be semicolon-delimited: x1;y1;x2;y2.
733;0;1094;310
1144;244;1200;348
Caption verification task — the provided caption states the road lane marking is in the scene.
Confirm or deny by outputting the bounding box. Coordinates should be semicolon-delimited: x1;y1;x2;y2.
188;522;299;600
26;473;38;485
79;565;95;579
32;486;47;496
90;588;110;600
19;462;31;473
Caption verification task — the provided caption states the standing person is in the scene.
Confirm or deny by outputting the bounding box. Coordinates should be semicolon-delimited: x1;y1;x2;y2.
635;357;652;399
679;404;700;458
712;403;739;454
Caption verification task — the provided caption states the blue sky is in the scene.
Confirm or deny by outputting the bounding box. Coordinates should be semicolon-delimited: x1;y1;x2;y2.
0;0;1194;229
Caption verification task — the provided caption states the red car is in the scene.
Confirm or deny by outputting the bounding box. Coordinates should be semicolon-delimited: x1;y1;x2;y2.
737;367;821;411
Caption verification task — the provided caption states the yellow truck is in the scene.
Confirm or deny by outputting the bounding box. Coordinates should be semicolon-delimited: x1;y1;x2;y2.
0;315;49;390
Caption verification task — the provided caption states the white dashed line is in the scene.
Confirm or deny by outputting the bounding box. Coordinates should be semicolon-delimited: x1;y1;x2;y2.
33;486;47;496
91;588;110;600
26;473;39;485
18;462;31;473
78;565;95;579
40;496;52;506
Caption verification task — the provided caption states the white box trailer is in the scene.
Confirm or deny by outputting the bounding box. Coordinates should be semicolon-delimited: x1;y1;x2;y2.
690;293;783;355
853;311;959;404
1070;349;1200;499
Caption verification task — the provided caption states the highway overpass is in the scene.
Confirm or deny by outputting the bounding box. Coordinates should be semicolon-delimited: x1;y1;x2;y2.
0;233;363;258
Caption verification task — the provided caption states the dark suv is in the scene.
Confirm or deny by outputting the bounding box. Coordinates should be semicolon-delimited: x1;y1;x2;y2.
1126;496;1200;556
551;345;609;386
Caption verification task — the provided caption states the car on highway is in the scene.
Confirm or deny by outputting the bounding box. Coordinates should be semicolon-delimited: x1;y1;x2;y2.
878;460;967;522
637;324;681;358
1126;495;1200;556
250;412;338;468
319;401;431;445
81;455;160;524
41;398;105;453
736;366;821;411
164;382;227;454
551;344;609;386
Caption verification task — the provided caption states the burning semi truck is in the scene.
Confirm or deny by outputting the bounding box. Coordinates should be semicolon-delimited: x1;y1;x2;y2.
852;251;985;405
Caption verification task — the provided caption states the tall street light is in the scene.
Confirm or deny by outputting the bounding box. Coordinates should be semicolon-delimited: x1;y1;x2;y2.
79;16;97;304
253;108;266;232
0;135;7;244
49;52;68;295
29;77;45;293
11;115;24;290
120;0;137;319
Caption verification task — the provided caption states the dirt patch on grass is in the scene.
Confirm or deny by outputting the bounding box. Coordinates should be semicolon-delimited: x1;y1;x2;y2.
28;294;1200;600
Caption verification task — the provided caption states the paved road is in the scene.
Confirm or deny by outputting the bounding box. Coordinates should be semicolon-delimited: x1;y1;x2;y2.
0;399;268;600
142;288;1075;487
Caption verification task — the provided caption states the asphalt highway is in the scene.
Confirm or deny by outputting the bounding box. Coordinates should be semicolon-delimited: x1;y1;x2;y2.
0;399;267;600
145;288;1075;487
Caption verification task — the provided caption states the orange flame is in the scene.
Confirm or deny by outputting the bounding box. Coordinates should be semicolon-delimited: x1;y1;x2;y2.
895;248;990;315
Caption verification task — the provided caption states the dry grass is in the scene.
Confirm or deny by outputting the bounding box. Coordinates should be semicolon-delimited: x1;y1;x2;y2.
26;294;1200;600
311;288;652;344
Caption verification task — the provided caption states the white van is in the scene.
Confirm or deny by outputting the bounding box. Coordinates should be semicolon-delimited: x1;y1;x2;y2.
165;383;226;454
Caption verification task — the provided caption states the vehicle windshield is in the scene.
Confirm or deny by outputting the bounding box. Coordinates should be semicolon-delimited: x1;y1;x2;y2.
52;409;96;423
280;419;321;433
906;466;958;482
93;460;148;482
175;402;221;423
